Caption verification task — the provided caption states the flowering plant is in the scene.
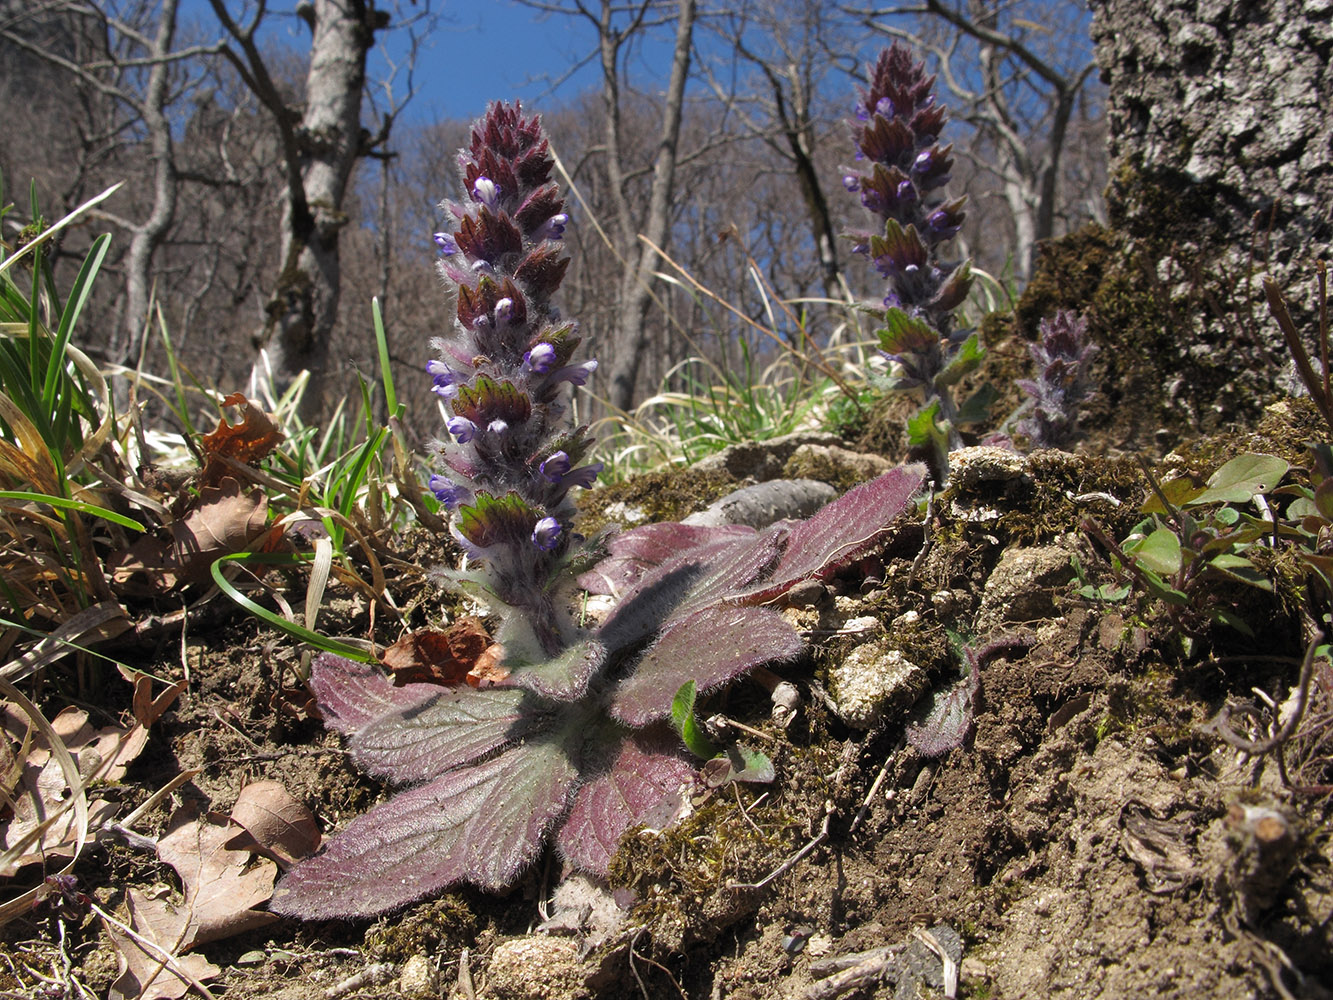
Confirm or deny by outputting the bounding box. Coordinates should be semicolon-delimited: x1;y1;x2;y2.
845;43;988;480
271;102;926;920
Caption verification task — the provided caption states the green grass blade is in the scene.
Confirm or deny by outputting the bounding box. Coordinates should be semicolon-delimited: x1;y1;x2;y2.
0;491;145;530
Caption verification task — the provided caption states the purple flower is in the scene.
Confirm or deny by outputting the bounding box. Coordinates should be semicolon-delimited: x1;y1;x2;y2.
487;419;509;436
523;342;557;374
494;297;515;325
540;451;571;483
427;360;464;399
536;213;569;241
842;175;860;193
564;462;603;490
447;416;477;443
472;176;500;210
428;474;461;507
531;516;562;551
551;360;598;387
433;232;458;255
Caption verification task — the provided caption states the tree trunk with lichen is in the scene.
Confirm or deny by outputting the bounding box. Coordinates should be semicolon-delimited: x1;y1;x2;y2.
1016;0;1333;448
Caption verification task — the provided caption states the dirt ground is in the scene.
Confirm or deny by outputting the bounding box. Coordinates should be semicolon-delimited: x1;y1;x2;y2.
3;416;1332;1000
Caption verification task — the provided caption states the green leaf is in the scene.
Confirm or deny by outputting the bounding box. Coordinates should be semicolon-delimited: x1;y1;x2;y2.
956;382;998;425
1130;525;1182;577
935;331;985;387
876;308;936;355
906;400;948;452
1189;453;1288;506
1139;476;1204;514
0;491;144;531
670;680;717;759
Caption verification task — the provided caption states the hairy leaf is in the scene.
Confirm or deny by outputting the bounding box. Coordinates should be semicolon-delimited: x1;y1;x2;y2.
577;522;755;596
307;654;441;734
735;465;926;603
350;686;548;781
556;726;694;875
670;680;717;759
504;638;606;700
609;605;804;727
270;736;580;919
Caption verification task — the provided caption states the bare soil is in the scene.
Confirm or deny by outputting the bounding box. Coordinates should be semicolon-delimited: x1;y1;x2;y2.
4;416;1332;1000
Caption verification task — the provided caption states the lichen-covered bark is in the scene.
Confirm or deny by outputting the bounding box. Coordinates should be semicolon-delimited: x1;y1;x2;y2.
1070;0;1333;443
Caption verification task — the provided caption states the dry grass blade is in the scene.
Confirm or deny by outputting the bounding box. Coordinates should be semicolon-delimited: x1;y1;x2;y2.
0;601;128;683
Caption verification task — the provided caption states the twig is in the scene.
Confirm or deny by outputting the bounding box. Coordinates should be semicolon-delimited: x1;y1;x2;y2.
323;962;396;999
627;927;687;1000
729;805;832;890
1205;631;1323;760
804;945;903;1000
906;486;937;588
456;947;476;1000
849;754;892;834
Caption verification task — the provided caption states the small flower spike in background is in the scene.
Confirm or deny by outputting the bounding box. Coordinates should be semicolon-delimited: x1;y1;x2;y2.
845;43;989;482
1015;309;1098;450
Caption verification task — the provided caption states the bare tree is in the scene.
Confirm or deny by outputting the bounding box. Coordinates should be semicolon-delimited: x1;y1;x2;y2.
206;0;426;415
857;0;1100;282
0;0;223;373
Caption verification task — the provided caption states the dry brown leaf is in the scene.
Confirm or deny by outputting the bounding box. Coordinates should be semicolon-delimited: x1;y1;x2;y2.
199;393;283;486
381;617;491;686
468;641;510;687
151;804;278;948
224;780;320;868
0;704;149;874
104;892;221;1000
107;476;269;593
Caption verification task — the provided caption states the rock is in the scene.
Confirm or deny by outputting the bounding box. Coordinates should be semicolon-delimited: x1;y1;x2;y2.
976;542;1078;632
783;442;894;490
397;954;437;999
828;639;929;728
481;937;589;1000
692;431;845;481
681;478;836;528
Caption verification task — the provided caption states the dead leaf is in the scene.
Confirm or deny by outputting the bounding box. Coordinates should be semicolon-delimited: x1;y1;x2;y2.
468;641;510;687
224;780;320;867
104;892;220;1000
381;617;491;686
106;476;269;593
199;393;283;486
117;666;187;728
149;805;279;948
0;704;148;874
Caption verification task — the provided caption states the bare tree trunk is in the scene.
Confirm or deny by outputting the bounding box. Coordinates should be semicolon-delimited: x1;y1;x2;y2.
210;0;386;416
119;0;179;371
605;0;696;415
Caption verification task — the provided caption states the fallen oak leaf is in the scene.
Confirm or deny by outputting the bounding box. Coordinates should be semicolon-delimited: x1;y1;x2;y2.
142;804;278;949
199;393;283;487
106;476;269;593
224;780;320;869
104;892;220;1000
117;666;188;728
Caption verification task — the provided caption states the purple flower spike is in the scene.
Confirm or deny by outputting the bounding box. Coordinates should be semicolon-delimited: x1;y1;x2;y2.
531;516;562;551
472;176;500;209
540;451;571;483
524;342;558;374
433;232;459;255
447;416;477;443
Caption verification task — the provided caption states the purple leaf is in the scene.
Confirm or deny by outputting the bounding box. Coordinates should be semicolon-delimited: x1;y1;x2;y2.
270;737;580;919
598;529;786;653
308;654;441;735
350;686;548;782
608;605;805;727
578;522;756;596
905;666;978;757
734;465;925;603
556;727;695;874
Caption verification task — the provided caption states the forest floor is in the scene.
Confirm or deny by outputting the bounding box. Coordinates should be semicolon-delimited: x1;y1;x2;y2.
3;401;1332;1000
